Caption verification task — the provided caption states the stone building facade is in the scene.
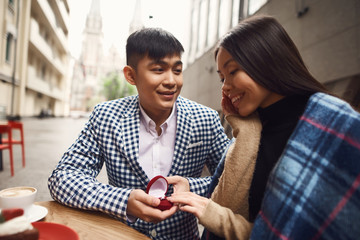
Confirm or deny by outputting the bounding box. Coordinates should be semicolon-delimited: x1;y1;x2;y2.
0;0;70;118
182;0;360;112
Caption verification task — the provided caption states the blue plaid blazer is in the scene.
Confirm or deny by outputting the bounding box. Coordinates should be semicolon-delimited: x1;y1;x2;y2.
251;93;360;240
48;95;230;239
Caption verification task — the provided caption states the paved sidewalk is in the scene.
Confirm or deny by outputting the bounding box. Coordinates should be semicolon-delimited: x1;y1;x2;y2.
0;117;108;201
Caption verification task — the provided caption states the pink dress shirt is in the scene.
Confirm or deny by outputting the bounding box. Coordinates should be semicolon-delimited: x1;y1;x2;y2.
138;104;177;179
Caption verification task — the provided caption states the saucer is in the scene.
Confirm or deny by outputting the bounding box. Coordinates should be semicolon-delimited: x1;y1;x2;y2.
32;222;79;240
27;204;48;222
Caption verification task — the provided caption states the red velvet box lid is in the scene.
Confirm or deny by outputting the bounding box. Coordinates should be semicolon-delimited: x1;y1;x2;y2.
146;175;173;211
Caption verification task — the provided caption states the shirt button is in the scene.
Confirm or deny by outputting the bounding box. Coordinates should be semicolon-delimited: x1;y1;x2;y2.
151;229;157;237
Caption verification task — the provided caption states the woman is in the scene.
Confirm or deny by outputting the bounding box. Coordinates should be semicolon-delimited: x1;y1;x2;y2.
167;15;360;239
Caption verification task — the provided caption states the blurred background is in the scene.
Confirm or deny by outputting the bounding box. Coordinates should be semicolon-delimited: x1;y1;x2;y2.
0;0;359;120
0;0;359;200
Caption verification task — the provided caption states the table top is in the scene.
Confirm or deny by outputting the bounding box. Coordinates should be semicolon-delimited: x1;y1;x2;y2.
35;201;150;240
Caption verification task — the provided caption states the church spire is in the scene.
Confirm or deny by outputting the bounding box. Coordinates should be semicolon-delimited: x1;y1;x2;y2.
86;0;102;33
89;0;100;15
129;0;144;34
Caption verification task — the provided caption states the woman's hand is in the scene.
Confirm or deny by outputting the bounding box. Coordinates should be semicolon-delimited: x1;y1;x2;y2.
221;91;238;116
166;176;190;193
167;192;209;219
166;176;209;219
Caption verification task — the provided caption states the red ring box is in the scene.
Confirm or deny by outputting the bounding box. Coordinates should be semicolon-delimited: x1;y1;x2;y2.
146;175;173;211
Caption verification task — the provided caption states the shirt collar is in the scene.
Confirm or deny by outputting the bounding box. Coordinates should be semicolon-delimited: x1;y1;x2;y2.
139;103;177;134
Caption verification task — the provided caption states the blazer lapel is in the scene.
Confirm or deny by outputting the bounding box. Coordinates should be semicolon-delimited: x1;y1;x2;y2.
119;97;148;186
169;98;193;176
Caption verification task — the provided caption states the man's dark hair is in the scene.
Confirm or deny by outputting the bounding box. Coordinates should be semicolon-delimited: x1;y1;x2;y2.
126;28;184;69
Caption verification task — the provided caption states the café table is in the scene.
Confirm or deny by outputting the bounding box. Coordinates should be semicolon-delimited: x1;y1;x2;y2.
34;201;150;240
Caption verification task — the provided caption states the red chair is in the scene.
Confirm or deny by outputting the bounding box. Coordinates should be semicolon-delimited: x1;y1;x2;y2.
2;121;25;168
0;124;14;176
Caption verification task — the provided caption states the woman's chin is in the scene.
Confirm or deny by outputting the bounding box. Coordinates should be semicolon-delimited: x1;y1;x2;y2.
237;108;254;117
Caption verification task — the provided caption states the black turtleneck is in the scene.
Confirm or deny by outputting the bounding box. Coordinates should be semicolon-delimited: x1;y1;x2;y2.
248;94;310;222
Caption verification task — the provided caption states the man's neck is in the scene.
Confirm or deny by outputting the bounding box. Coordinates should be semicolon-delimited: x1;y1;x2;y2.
139;104;175;133
146;109;171;126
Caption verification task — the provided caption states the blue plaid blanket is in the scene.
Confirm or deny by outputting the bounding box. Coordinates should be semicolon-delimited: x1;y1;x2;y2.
251;93;360;240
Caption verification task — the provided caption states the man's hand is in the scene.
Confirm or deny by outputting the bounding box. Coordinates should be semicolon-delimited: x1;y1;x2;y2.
166;176;190;193
126;189;177;223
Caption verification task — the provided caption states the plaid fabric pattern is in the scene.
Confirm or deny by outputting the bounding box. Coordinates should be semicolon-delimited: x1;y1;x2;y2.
48;95;230;240
251;93;360;240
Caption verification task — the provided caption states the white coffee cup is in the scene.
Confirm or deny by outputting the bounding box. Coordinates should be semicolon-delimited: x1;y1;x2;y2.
0;186;37;214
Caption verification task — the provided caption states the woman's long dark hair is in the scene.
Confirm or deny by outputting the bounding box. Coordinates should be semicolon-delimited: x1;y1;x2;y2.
215;15;329;96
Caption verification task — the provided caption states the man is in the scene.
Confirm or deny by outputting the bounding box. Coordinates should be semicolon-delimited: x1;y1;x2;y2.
48;28;230;239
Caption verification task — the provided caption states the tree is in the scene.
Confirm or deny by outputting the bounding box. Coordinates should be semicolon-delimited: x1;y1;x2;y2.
101;72;137;101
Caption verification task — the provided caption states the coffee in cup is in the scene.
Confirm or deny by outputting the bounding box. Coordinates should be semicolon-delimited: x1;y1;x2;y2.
0;186;37;214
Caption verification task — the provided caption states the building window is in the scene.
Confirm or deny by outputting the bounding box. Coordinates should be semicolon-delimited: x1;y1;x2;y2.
8;0;14;14
248;0;268;15
232;0;241;27
189;7;199;62
41;64;46;79
197;0;208;52
6;33;13;63
218;0;232;37
207;0;219;47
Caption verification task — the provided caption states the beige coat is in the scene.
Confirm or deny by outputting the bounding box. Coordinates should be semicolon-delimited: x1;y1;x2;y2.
199;114;262;240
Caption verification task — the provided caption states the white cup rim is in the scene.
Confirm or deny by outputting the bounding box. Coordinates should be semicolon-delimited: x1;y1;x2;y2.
0;186;37;199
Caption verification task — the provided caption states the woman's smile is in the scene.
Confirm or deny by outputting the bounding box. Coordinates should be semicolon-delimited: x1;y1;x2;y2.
230;93;245;106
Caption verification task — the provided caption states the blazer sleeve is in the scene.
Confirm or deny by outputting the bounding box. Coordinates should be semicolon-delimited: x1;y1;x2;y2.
47;104;131;222
187;109;230;197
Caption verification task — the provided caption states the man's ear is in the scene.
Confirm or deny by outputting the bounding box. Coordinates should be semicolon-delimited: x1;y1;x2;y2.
123;65;136;85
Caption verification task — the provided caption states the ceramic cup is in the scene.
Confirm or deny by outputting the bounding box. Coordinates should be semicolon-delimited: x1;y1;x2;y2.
0;186;37;214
